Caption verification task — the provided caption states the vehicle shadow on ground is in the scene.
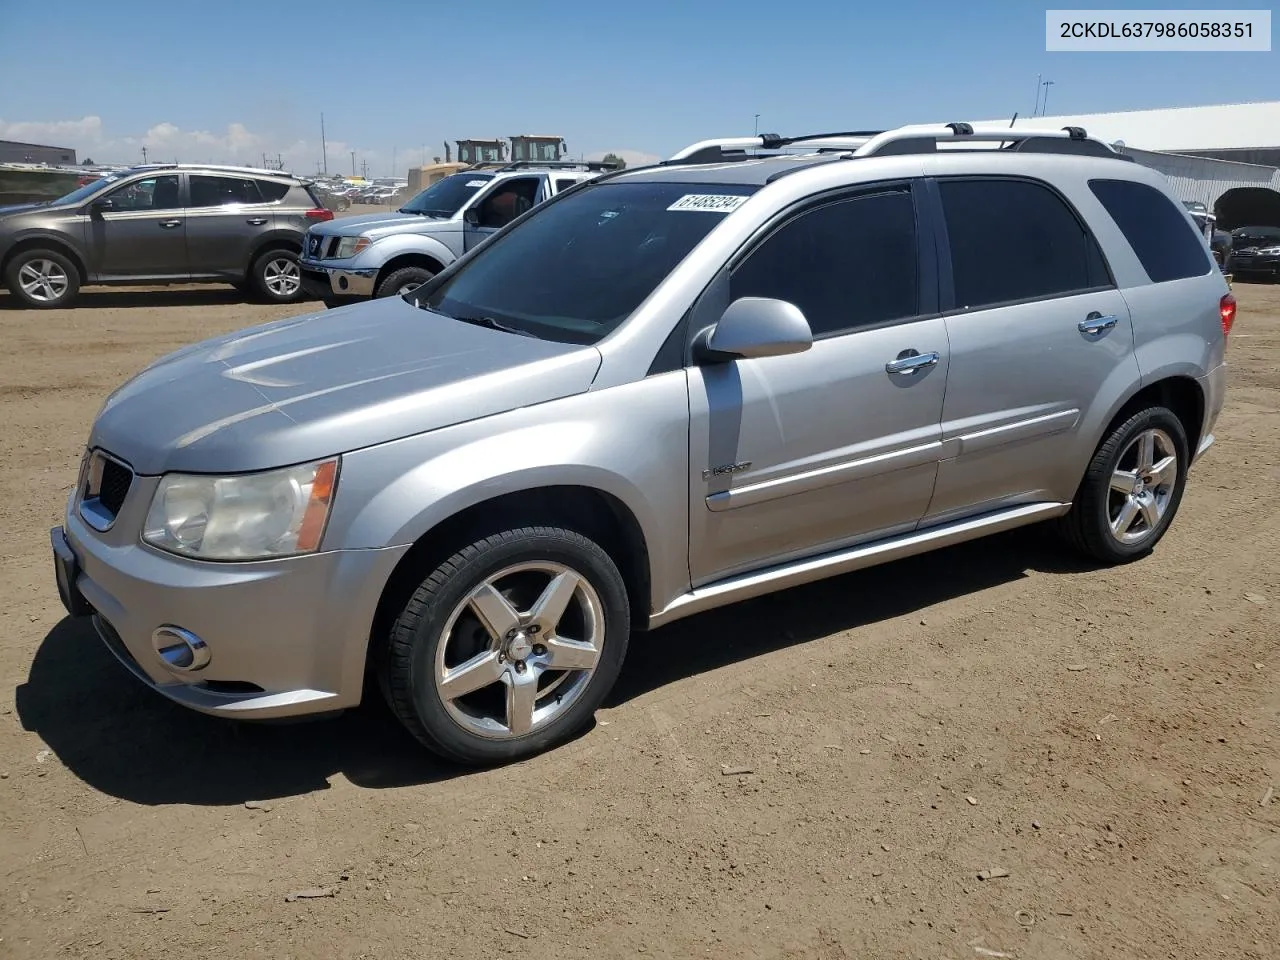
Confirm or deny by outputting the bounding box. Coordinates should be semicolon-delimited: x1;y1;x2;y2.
0;289;324;310
606;523;1093;706
15;524;1092;806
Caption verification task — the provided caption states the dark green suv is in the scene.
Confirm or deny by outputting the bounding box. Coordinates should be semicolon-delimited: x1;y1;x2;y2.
0;163;334;309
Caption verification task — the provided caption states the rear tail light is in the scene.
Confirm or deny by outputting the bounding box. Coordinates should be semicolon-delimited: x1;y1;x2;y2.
306;207;334;222
1220;293;1236;338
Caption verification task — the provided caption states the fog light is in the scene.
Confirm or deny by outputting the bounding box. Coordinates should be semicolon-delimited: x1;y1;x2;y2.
338;275;349;290
152;625;211;672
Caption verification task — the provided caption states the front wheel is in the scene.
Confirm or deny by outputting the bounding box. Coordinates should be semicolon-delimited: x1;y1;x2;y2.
249;249;304;303
4;248;81;308
381;526;631;766
1060;406;1190;564
375;265;435;299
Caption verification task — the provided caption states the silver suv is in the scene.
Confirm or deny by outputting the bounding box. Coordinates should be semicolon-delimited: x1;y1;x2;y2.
0;163;332;308
50;122;1233;766
298;161;614;305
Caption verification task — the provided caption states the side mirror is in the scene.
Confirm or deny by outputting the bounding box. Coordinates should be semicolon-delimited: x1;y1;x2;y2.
463;206;481;226
695;297;813;363
89;198;114;217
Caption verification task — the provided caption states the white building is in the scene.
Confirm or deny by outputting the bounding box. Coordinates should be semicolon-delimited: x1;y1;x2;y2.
979;101;1280;228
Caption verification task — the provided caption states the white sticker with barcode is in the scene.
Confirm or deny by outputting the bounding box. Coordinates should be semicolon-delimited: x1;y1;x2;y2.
666;193;748;213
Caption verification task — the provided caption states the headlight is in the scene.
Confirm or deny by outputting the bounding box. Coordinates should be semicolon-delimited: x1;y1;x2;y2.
1256;246;1280;256
334;236;372;258
143;458;339;561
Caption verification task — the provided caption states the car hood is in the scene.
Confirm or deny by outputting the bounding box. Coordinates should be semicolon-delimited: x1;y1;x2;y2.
0;201;49;217
317;210;458;239
88;296;602;475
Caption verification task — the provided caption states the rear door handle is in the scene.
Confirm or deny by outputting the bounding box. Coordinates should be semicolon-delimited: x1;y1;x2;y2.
1078;312;1118;335
885;350;940;375
246;217;268;225
158;219;182;229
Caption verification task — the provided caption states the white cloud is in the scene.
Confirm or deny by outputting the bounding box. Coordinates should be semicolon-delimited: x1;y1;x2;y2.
0;117;657;177
587;148;662;167
0;115;375;175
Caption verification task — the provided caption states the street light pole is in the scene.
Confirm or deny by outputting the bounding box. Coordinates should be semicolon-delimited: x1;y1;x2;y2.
1041;79;1055;116
754;113;760;136
1034;73;1042;115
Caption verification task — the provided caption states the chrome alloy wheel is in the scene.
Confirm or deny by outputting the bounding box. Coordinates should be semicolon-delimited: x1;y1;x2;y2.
397;280;424;295
434;562;605;740
263;256;301;297
1107;427;1178;545
17;258;70;303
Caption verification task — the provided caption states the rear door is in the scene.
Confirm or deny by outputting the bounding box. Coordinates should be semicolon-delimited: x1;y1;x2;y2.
922;174;1138;522
184;174;278;278
86;173;187;279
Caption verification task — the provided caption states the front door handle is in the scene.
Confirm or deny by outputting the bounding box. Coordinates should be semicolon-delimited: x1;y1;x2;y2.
158;219;182;229
885;350;940;375
1078;311;1118;335
246;217;268;225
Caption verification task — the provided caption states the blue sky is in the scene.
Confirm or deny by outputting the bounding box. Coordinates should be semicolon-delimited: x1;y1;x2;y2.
0;0;1274;175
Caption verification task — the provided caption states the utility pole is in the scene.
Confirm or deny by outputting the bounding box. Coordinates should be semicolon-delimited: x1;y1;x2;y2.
320;113;328;174
141;145;148;163
360;158;368;178
754;113;760;136
1034;73;1042;116
351;150;356;176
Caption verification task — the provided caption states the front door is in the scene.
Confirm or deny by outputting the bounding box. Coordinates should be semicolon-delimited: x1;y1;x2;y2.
184;174;278;279
687;183;950;586
922;174;1140;522
463;176;546;252
86;173;187;279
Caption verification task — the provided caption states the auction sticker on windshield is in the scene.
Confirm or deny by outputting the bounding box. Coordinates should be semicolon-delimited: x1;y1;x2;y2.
667;194;749;213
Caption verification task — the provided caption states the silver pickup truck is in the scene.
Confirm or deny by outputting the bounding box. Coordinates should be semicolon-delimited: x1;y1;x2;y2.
299;160;614;305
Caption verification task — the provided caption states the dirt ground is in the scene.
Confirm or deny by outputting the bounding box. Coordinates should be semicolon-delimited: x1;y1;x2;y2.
1;276;1277;960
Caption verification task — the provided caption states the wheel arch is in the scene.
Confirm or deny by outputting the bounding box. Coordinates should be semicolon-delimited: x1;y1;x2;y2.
366;484;653;679
1092;373;1206;471
1;236;88;285
375;252;448;290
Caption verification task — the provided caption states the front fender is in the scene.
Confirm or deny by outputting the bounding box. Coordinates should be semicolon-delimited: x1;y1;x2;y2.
324;373;692;616
354;232;458;271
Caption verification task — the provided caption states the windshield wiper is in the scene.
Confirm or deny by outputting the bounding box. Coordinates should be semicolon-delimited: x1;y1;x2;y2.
453;314;539;338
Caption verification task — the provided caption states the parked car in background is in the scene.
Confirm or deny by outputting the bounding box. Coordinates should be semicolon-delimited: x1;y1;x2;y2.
299;159;617;305
1227;224;1280;280
0;163;332;308
53;121;1231;765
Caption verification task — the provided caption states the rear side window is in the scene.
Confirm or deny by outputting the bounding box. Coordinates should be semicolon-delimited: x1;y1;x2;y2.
189;175;263;207
1088;178;1214;283
555;178;578;192
730;189;919;337
938;177;1111;311
255;179;290;202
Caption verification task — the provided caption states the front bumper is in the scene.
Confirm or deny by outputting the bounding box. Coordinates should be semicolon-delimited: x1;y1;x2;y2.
298;258;378;299
1228;254;1280;277
51;512;409;720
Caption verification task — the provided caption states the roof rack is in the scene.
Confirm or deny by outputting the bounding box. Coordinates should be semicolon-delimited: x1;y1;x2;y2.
667;122;1128;165
127;161;300;177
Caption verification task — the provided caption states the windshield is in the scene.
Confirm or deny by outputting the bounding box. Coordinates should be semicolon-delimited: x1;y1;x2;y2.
399;173;493;217
52;175;120;206
421;180;760;344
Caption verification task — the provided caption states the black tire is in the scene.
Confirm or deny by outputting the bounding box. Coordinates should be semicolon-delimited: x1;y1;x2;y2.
382;526;631;766
248;248;304;304
3;248;81;309
1060;406;1190;565
375;265;435;299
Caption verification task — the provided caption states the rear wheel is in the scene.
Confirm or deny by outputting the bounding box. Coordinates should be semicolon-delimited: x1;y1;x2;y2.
381;526;630;766
375;265;435;299
4;248;80;308
249;248;304;303
1060;406;1189;564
